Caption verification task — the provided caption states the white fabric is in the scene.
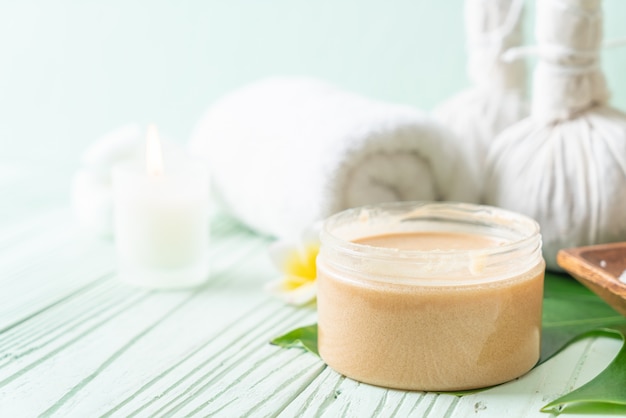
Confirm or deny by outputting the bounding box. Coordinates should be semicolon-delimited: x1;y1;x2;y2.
486;0;626;270
530;0;609;123
465;0;525;89
435;0;527;199
189;77;478;238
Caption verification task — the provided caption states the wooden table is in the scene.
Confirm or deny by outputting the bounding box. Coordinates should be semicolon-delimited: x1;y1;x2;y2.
1;164;624;417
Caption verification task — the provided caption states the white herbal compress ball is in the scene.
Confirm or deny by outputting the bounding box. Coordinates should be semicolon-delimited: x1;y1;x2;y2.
434;0;527;197
486;0;626;270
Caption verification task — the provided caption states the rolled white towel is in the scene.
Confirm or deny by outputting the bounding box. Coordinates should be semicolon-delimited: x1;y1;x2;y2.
189;77;479;238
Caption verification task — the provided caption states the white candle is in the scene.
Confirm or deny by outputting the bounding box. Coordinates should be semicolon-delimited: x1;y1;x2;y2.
112;125;210;288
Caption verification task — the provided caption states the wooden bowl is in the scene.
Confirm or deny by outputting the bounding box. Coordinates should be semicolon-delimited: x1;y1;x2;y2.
557;243;626;317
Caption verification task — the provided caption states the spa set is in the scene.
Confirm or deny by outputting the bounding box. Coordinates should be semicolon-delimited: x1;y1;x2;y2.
3;0;626;416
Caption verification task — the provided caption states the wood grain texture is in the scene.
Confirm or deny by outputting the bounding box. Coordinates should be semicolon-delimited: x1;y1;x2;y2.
558;244;626;317
0;167;624;417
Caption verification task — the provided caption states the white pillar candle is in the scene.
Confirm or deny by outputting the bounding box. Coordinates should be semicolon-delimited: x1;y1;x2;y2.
112;125;210;289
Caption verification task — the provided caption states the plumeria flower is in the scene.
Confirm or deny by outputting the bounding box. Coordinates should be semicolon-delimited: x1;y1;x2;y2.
266;223;322;306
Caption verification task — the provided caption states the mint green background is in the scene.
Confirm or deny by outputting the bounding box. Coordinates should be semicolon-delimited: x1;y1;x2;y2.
1;0;625;166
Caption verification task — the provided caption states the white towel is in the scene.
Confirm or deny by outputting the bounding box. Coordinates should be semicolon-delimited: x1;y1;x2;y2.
189;77;478;238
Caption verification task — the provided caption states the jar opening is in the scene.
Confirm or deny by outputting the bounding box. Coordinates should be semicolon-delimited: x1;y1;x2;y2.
319;201;543;286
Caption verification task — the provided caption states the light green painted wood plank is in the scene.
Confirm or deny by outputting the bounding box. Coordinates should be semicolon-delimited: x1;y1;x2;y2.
451;338;623;417
0;175;624;417
0;210;282;416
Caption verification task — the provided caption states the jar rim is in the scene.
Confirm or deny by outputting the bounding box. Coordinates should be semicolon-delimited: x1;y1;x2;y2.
321;201;541;261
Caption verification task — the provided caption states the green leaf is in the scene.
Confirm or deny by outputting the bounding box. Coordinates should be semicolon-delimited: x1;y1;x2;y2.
539;272;626;414
540;272;626;363
541;328;626;414
270;273;626;414
270;324;318;356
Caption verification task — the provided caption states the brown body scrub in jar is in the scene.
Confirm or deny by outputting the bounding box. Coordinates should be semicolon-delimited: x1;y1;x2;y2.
316;202;545;391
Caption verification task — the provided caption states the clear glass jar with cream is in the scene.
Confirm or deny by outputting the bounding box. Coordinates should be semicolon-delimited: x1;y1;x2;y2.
317;202;544;391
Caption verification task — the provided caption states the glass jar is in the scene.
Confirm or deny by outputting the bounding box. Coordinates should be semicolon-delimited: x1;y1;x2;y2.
317;202;544;391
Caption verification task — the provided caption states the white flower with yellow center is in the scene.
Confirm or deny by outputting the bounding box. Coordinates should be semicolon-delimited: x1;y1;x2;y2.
266;225;321;306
